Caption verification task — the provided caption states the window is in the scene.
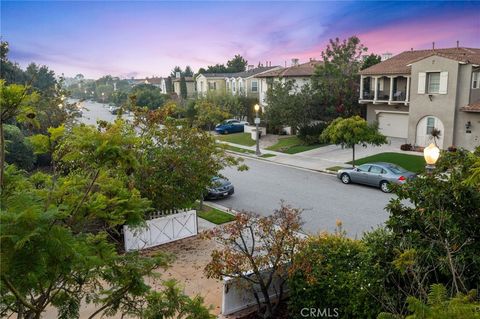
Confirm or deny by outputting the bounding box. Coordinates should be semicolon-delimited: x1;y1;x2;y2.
208;82;216;90
427;72;440;93
232;82;236;92
473;71;480;89
357;164;371;172
426;117;435;134
200;82;204;92
369;166;385;174
251;81;258;92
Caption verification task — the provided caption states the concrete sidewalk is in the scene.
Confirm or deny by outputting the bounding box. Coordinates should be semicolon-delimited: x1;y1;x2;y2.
219;137;422;173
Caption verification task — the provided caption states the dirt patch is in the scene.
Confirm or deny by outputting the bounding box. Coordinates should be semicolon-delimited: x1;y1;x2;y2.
148;235;224;316
259;134;279;149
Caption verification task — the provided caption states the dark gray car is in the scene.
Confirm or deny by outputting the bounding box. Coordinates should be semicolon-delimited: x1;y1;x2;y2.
205;177;235;200
337;162;416;193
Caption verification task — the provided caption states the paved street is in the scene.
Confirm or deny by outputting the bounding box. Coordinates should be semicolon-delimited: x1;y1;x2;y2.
213;157;394;237
76;99;395;237
75;99;133;125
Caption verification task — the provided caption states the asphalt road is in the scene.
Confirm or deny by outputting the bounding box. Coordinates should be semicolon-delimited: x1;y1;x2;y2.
75;99;133;125
77;99;394;237
212;157;395;237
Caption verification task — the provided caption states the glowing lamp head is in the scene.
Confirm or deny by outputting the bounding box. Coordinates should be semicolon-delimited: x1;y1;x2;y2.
254;104;260;112
424;143;440;165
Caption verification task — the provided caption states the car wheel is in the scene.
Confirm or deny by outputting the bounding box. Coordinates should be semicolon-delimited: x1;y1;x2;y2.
340;173;351;184
380;181;391;193
222;130;228;135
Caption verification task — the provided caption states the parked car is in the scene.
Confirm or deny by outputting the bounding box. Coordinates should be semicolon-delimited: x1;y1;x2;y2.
337;162;416;193
204;177;234;200
215;119;248;134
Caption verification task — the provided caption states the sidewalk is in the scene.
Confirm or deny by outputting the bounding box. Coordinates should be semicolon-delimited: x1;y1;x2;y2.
219;137;421;173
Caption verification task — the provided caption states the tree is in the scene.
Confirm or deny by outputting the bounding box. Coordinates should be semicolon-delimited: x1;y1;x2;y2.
226;54;248;73
311;36;368;117
320;116;387;166
289;227;382;319
0;120;214;318
385;148;480;299
179;76;188;99
0;80;38;190
204;204;304;319
3;124;36;171
378;284;480;319
193;100;230;132
265;81;319;133
170;66;182;78
132;107;245;210
184;66;194;77
130;84;168;110
362;53;382;70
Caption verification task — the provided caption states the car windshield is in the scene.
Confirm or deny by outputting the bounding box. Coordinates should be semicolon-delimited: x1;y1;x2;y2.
387;164;407;174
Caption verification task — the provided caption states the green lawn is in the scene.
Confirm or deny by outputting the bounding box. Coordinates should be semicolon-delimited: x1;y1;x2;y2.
223;145;276;158
347;152;425;173
216;133;255;147
326;166;345;172
266;136;324;154
198;206;235;225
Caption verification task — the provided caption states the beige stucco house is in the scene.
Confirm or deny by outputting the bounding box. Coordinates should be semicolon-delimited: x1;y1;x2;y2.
195;73;234;97
255;59;323;107
172;76;196;98
225;66;281;98
359;47;480;150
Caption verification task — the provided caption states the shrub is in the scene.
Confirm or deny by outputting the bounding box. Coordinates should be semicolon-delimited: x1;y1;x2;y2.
289;230;382;319
4;124;36;170
400;143;413;151
298;122;328;145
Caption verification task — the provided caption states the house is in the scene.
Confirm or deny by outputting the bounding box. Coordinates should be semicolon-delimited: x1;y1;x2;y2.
132;77;166;92
172;76;196;98
195;73;235;96
359;47;480;150
225;65;281;98
255;59;323;107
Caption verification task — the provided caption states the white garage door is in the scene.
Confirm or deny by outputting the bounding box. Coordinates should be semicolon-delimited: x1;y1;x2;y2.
378;112;408;138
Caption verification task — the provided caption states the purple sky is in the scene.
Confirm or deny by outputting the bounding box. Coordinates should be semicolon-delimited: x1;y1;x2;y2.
1;1;479;79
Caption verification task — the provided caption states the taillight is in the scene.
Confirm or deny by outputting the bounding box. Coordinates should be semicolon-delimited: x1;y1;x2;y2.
398;176;406;181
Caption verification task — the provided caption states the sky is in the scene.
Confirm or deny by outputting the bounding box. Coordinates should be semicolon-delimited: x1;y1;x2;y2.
1;1;479;79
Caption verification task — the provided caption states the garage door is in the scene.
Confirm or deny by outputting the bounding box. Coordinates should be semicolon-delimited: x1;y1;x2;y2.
378;112;408;138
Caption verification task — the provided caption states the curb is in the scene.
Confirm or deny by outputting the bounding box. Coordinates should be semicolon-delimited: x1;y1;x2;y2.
203;201;239;216
225;150;338;176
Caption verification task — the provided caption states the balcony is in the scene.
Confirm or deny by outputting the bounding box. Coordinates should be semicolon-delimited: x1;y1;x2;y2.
359;75;410;105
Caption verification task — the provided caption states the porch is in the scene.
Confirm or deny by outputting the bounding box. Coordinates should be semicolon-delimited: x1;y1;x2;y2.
359;75;410;105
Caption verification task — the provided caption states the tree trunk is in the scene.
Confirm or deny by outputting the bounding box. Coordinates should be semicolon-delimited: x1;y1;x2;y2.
352;144;356;167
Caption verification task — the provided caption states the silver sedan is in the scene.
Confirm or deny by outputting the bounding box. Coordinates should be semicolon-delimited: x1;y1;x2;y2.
337;162;417;193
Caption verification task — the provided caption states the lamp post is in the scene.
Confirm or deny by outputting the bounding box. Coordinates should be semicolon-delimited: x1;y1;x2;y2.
254;103;261;156
423;143;440;173
101;92;105;107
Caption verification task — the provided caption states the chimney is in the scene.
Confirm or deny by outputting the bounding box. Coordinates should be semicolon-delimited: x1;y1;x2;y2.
411;48;413;51
291;58;299;66
456;40;459;48
381;53;392;61
432;42;435;50
247;64;254;71
285;61;287;67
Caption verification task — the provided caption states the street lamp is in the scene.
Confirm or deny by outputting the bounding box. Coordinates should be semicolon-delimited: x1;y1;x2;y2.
101;92;105;107
254;103;261;156
424;143;440;173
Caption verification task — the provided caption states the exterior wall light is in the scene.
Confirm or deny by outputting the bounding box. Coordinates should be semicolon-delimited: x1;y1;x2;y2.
424;143;440;172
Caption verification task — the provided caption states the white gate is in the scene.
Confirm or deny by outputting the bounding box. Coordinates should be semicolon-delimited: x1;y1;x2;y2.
124;210;197;251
